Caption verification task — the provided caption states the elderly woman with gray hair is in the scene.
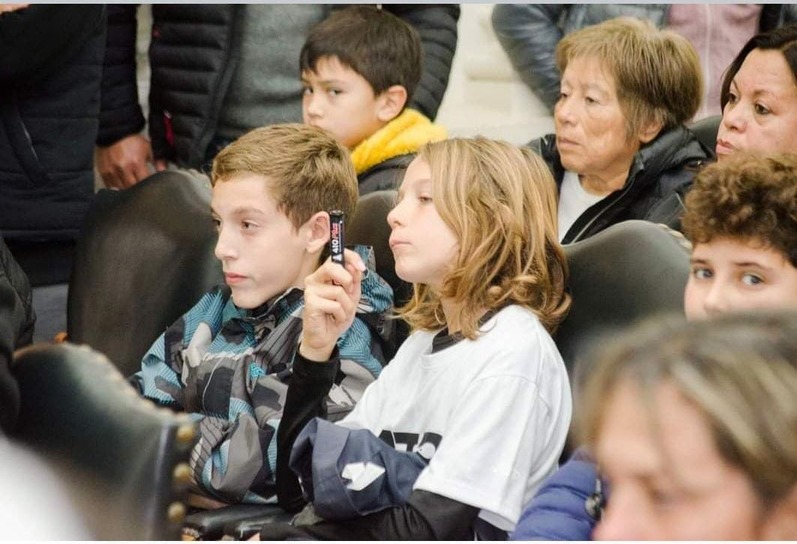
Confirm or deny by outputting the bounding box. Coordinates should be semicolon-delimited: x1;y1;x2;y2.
529;17;712;244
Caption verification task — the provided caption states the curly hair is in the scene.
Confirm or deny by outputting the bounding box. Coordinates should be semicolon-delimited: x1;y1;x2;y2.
682;153;797;267
398;138;571;338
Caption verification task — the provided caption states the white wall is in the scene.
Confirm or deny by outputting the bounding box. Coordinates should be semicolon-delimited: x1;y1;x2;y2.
435;4;554;144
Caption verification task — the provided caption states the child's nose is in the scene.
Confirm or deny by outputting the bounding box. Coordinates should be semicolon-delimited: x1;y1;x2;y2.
305;94;323;118
214;228;237;261
386;201;404;228
703;281;730;316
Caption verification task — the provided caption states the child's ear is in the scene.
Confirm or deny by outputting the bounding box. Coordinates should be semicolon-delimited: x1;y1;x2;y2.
376;85;408;123
304;211;331;255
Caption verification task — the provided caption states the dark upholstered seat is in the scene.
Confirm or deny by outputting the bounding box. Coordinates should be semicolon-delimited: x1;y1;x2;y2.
556;220;692;379
11;342;197;540
689;115;721;155
348;189;411;353
67;170;223;377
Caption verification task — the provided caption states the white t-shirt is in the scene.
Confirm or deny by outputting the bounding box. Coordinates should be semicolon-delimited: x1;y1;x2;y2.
558;171;605;242
340;305;572;532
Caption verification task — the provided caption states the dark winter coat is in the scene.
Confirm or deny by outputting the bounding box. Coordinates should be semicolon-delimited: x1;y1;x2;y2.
0;5;105;243
529;125;712;244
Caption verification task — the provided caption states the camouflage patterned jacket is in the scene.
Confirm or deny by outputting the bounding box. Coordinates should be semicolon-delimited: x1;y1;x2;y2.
132;245;394;504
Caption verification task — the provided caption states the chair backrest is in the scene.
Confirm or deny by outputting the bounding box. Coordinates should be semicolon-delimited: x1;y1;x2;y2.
11;342;197;540
555;220;692;382
67;170;223;377
348;190;412;352
348;190;410;305
689;114;721;154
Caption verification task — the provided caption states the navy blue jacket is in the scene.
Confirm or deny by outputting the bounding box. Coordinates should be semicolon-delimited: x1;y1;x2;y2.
511;449;604;541
291;417;427;520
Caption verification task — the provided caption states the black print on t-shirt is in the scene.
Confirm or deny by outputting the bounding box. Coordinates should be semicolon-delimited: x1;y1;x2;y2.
379;430;443;461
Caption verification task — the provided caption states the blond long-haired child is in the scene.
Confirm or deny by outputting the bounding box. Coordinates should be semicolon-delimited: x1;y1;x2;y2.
262;137;573;540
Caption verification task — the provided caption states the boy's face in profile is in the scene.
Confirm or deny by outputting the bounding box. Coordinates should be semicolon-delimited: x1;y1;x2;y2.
302;55;387;149
684;236;797;320
211;174;318;309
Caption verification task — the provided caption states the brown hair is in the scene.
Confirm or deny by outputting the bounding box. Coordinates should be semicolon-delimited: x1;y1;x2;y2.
579;311;797;505
682;152;797;267
300;6;422;109
399;137;571;338
556;16;702;137
211;123;358;233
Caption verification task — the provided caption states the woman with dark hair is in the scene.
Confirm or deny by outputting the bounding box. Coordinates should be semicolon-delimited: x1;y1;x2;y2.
715;23;797;159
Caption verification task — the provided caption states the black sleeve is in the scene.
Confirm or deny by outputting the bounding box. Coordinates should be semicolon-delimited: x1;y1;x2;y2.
0;238;35;435
262;489;479;541
276;349;340;513
385;4;460;120
0;283;20;436
96;4;146;146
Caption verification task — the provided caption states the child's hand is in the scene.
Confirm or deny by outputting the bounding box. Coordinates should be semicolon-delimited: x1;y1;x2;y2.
300;249;366;362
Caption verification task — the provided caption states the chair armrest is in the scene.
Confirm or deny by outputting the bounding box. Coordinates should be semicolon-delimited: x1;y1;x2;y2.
11;343;197;540
182;504;290;541
224;510;294;541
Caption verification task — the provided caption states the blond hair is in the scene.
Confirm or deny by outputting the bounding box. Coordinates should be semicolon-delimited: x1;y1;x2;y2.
399;137;571;338
211;124;358;230
579;311;797;504
557;16;702;137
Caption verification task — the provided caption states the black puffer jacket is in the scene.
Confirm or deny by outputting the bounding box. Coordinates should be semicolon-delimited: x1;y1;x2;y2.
99;5;459;170
358;154;414;195
0;5;105;242
0;238;35;435
529;126;712;244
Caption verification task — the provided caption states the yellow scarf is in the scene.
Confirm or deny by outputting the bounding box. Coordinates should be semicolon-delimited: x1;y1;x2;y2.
350;109;447;174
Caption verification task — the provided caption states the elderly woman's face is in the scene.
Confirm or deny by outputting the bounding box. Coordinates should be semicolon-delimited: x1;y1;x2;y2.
716;48;797;159
554;57;643;188
594;379;790;540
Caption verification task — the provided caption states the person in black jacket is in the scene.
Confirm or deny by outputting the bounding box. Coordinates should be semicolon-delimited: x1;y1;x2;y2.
96;4;459;189
0;5;105;287
0;237;35;435
527;17;712;244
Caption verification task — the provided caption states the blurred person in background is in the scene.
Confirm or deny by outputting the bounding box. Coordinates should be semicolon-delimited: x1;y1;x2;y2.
581;311;797;540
